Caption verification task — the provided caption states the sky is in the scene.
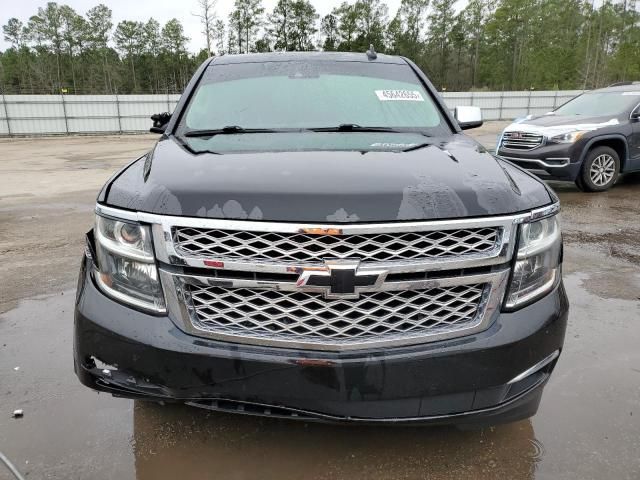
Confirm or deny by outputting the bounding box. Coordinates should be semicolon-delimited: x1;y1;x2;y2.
0;0;405;52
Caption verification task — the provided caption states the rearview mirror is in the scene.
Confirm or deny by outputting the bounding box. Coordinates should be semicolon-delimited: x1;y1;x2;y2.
455;106;483;130
150;112;172;134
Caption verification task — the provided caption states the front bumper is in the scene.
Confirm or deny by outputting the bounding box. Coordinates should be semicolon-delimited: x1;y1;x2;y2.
498;144;581;181
74;254;569;426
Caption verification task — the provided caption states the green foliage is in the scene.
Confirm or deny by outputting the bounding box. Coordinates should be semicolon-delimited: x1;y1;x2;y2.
328;0;389;52
320;13;339;51
268;0;319;51
1;2;195;93
229;0;264;54
387;0;429;57
2;0;640;94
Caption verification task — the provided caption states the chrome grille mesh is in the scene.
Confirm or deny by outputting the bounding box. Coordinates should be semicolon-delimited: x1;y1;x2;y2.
173;227;500;264
186;284;486;345
501;131;544;151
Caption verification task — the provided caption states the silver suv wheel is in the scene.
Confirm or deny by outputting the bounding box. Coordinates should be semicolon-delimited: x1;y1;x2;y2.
577;146;620;192
589;154;616;187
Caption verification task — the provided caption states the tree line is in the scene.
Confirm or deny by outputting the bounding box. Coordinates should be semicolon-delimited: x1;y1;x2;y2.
1;0;639;94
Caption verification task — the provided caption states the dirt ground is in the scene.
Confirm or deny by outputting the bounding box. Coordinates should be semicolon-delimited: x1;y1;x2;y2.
0;123;639;479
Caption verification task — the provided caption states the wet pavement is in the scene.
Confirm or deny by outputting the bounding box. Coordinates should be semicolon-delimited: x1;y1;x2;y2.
1;126;639;479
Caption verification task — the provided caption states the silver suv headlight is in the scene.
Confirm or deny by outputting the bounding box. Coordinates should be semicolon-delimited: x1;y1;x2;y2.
506;215;562;309
94;214;166;313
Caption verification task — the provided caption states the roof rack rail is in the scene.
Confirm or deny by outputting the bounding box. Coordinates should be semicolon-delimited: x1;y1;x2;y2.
608;81;640;87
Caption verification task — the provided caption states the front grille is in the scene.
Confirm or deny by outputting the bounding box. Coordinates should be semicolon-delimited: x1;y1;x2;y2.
501;131;544;151
173;227;500;264
186;284;486;346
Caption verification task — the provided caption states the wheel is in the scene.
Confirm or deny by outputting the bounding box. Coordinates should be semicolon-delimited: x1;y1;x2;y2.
577;146;620;192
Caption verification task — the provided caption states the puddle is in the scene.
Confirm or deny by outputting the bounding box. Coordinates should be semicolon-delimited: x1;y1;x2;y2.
562;246;640;301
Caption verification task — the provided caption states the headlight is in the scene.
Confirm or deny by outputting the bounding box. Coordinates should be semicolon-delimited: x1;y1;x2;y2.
94;214;166;313
505;215;561;309
548;131;587;144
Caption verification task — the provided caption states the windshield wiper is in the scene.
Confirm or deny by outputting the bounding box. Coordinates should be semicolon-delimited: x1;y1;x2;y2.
309;124;405;133
183;126;279;137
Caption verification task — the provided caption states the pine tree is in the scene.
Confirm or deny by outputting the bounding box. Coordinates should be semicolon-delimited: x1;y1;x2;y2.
230;0;264;54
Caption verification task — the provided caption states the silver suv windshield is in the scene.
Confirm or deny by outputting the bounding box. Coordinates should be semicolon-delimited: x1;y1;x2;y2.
555;91;640;117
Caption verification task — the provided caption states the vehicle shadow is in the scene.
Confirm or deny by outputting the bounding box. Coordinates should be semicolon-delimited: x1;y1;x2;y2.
546;170;640;194
546;173;640;211
620;171;640;185
132;401;542;480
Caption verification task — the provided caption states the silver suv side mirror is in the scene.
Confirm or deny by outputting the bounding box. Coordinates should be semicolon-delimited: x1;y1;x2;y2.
455;106;483;130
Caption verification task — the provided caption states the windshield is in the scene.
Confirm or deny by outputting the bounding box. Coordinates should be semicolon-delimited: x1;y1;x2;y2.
555;91;640;116
177;60;451;146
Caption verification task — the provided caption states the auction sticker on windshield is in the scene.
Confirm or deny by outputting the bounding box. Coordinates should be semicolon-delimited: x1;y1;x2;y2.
375;90;425;102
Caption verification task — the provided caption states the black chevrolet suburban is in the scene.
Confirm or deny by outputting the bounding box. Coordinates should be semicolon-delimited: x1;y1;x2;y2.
498;83;640;191
74;52;569;426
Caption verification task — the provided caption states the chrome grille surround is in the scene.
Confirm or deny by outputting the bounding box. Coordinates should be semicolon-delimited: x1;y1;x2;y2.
172;226;501;264
501;131;544;151
95;204;561;351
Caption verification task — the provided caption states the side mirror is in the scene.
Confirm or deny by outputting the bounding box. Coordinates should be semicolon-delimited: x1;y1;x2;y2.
150;112;172;134
631;110;640;121
455;106;483;130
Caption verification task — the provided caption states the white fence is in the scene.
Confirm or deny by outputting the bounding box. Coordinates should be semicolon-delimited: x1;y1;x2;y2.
0;90;584;136
0;94;181;136
443;90;585;122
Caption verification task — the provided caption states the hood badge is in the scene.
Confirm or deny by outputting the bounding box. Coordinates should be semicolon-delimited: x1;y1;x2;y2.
295;260;387;299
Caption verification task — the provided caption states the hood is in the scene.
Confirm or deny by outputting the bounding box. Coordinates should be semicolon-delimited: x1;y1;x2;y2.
504;114;621;137
103;135;552;223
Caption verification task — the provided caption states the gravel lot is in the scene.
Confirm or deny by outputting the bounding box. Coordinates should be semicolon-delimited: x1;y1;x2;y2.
1;123;639;479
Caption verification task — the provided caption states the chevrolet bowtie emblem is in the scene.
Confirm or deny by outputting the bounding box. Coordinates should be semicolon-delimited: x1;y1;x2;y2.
295;260;387;299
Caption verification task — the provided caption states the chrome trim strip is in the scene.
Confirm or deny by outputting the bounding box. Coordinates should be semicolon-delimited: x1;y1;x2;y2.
96;203;558;231
150;211;519;234
160;269;509;352
508;350;560;384
161;220;513;272
529;202;560;220
96;205;140;222
161;248;510;274
499;155;570;168
162;268;507;293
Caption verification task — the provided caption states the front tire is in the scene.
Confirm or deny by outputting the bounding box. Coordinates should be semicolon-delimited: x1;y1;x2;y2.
576;146;620;192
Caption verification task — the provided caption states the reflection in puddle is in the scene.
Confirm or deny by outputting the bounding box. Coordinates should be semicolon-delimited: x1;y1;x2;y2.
133;402;542;480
